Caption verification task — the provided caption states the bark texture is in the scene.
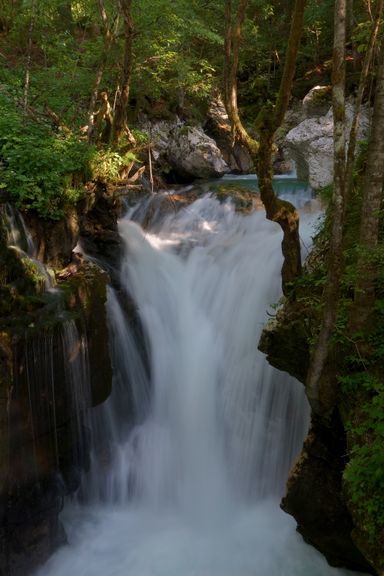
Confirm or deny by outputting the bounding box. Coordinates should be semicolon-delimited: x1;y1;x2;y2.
350;41;384;333
306;0;347;414
112;0;135;145
224;0;307;294
87;0;116;142
345;0;383;200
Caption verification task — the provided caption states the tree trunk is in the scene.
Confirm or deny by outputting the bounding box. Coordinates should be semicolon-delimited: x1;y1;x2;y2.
224;0;307;294
256;129;302;289
344;0;383;201
112;0;135;145
87;0;116;142
57;2;73;31
23;0;37;112
223;0;257;151
272;0;307;129
350;40;384;333
306;0;347;414
256;0;306;293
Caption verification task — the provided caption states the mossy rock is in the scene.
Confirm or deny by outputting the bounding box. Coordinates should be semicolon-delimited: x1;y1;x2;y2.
258;305;311;383
213;184;258;213
58;261;112;406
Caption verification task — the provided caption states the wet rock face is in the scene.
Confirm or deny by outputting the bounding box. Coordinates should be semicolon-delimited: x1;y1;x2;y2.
63;261;113;406
259;299;376;574
282;417;374;574
0;300;111;575
0;331;70;576
258;307;310;384
0;184;131;574
78;185;123;280
22;182;125;276
0;215;113;575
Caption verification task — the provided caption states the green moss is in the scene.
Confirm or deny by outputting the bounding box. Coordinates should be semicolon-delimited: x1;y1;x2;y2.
213;184;256;212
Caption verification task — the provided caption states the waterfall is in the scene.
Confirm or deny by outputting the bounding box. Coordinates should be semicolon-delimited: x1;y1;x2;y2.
38;184;355;576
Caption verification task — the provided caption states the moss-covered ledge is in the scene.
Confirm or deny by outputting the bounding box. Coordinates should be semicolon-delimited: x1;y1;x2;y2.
258;303;311;384
58;260;113;406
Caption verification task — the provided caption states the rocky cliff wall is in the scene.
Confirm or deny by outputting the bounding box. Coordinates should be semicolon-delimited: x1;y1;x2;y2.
0;198;115;575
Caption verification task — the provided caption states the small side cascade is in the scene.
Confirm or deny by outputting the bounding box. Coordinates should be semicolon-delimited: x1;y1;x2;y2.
1;202;35;255
0;202;55;291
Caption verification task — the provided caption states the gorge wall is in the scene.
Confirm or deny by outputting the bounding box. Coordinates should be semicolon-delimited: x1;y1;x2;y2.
0;188;120;575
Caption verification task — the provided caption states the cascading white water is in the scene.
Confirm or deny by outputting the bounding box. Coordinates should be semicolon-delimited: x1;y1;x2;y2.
38;183;357;576
1;202;35;254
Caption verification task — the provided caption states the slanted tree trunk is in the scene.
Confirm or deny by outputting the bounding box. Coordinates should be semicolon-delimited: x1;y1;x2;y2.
111;0;135;145
306;0;347;414
23;0;37;111
224;0;258;154
344;0;383;201
57;2;73;32
256;0;306;292
224;0;306;294
350;40;384;334
87;0;116;143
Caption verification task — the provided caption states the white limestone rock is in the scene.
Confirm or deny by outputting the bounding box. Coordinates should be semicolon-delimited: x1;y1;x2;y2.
302;85;332;118
144;120;229;180
285;103;370;189
167;126;229;179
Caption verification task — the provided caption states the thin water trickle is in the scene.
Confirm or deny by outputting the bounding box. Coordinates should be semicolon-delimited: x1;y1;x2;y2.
38;181;356;576
0;202;55;290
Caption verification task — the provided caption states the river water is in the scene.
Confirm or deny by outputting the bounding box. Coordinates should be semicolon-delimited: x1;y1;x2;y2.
37;178;356;576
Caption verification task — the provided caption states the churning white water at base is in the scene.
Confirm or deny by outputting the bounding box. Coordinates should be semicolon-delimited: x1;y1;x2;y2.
38;188;357;576
39;501;355;576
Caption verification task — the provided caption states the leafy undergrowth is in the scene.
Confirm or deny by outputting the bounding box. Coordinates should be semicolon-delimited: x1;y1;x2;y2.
0;91;140;220
0;91;93;219
339;314;384;571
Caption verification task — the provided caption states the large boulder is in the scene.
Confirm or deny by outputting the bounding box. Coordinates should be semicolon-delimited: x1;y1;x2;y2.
146;120;230;181
285;102;370;189
168;125;229;179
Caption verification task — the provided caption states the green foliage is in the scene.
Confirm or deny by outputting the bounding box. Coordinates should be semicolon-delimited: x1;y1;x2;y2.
289;153;384;550
301;0;334;66
341;372;384;542
0;93;91;219
131;0;222;108
89;148;138;183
